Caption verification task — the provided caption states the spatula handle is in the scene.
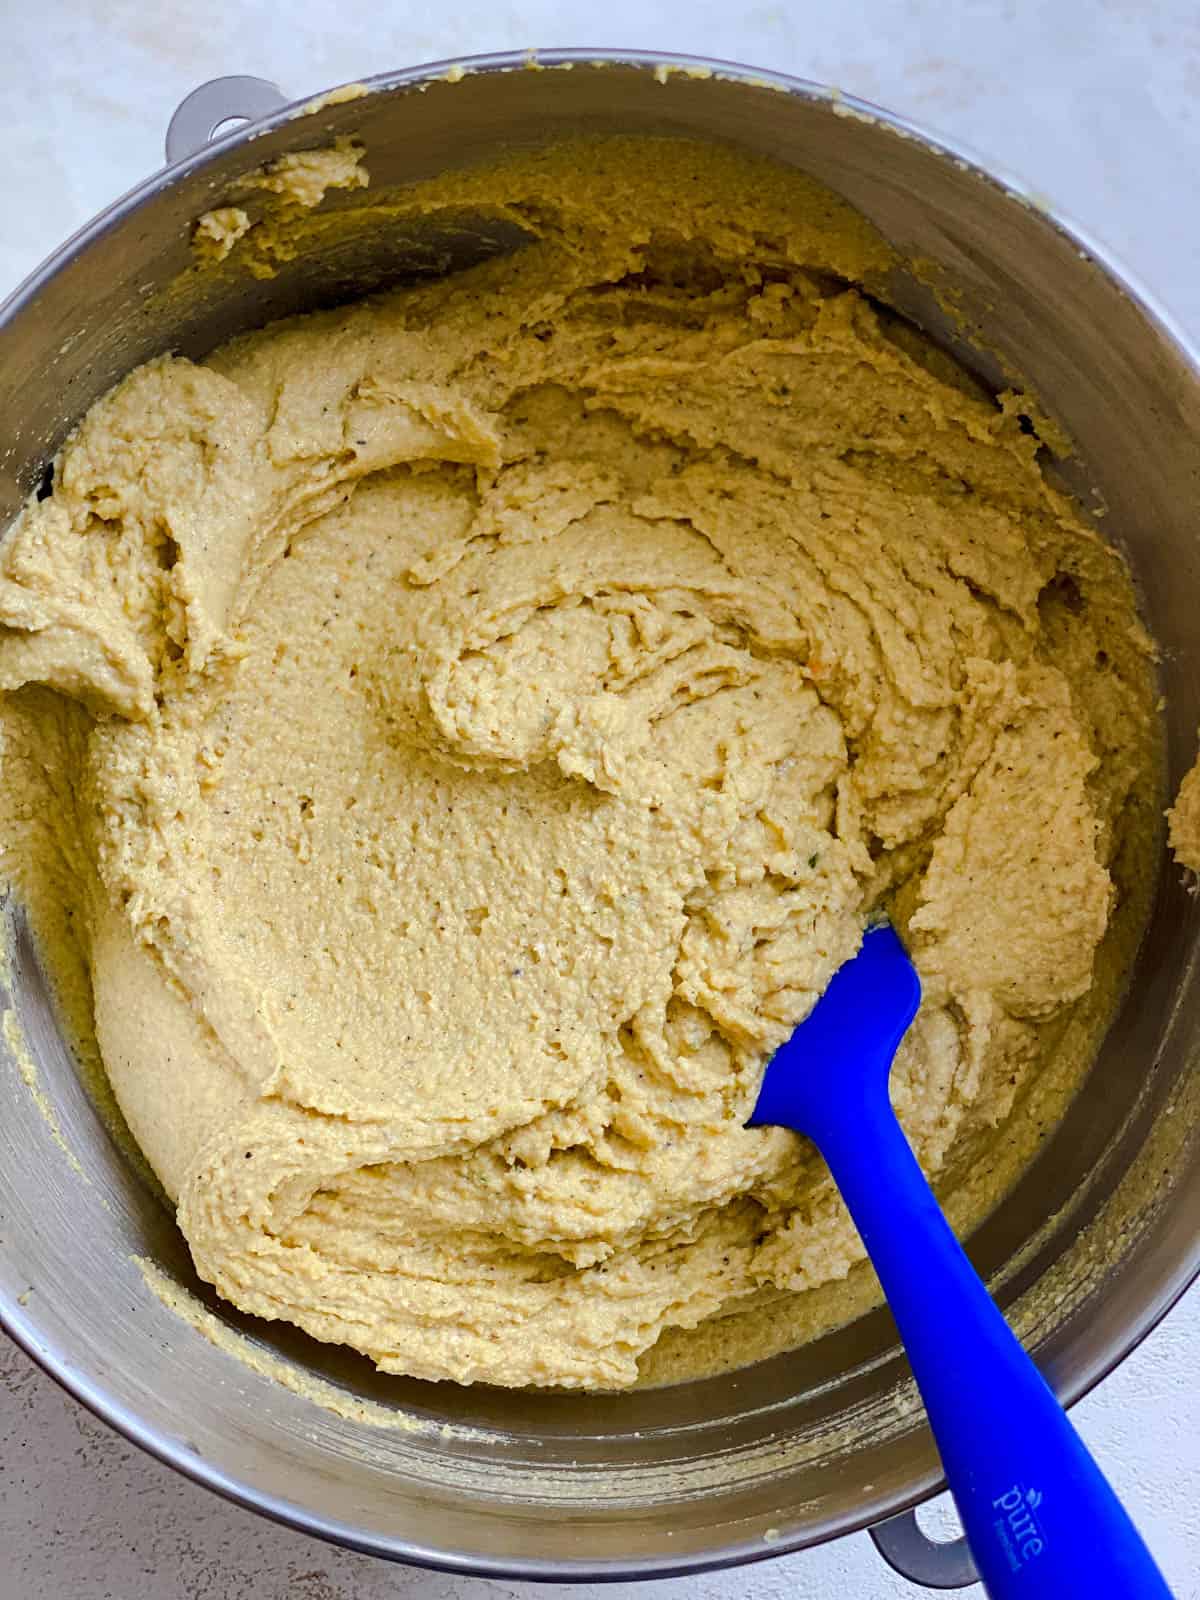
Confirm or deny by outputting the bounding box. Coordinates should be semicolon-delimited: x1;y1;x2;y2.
816;1098;1174;1599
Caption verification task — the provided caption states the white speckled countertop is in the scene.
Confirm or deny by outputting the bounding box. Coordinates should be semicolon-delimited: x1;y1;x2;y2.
3;2;1199;1595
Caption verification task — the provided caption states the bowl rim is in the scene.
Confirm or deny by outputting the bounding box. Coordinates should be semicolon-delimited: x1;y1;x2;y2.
1;43;1198;1582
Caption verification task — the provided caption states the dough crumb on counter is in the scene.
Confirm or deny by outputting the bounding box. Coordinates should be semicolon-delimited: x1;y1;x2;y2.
1168;745;1200;871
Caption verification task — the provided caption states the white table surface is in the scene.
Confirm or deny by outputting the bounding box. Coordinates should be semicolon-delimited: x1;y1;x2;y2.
3;2;1199;1595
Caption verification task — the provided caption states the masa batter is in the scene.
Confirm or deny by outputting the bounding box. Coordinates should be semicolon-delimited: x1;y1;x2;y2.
0;138;1159;1389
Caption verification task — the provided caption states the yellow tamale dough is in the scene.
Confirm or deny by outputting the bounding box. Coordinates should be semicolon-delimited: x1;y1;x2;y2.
0;138;1160;1389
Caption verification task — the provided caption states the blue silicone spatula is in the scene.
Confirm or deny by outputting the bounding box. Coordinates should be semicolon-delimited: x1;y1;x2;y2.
749;923;1173;1598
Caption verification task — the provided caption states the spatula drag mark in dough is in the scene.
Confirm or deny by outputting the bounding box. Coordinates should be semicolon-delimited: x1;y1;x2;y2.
0;137;1159;1389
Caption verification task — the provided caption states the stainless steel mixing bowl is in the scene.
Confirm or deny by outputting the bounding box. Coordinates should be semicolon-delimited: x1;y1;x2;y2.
0;49;1197;1589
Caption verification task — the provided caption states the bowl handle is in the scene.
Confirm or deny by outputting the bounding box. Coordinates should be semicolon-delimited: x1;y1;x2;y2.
869;1508;978;1590
165;77;289;165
